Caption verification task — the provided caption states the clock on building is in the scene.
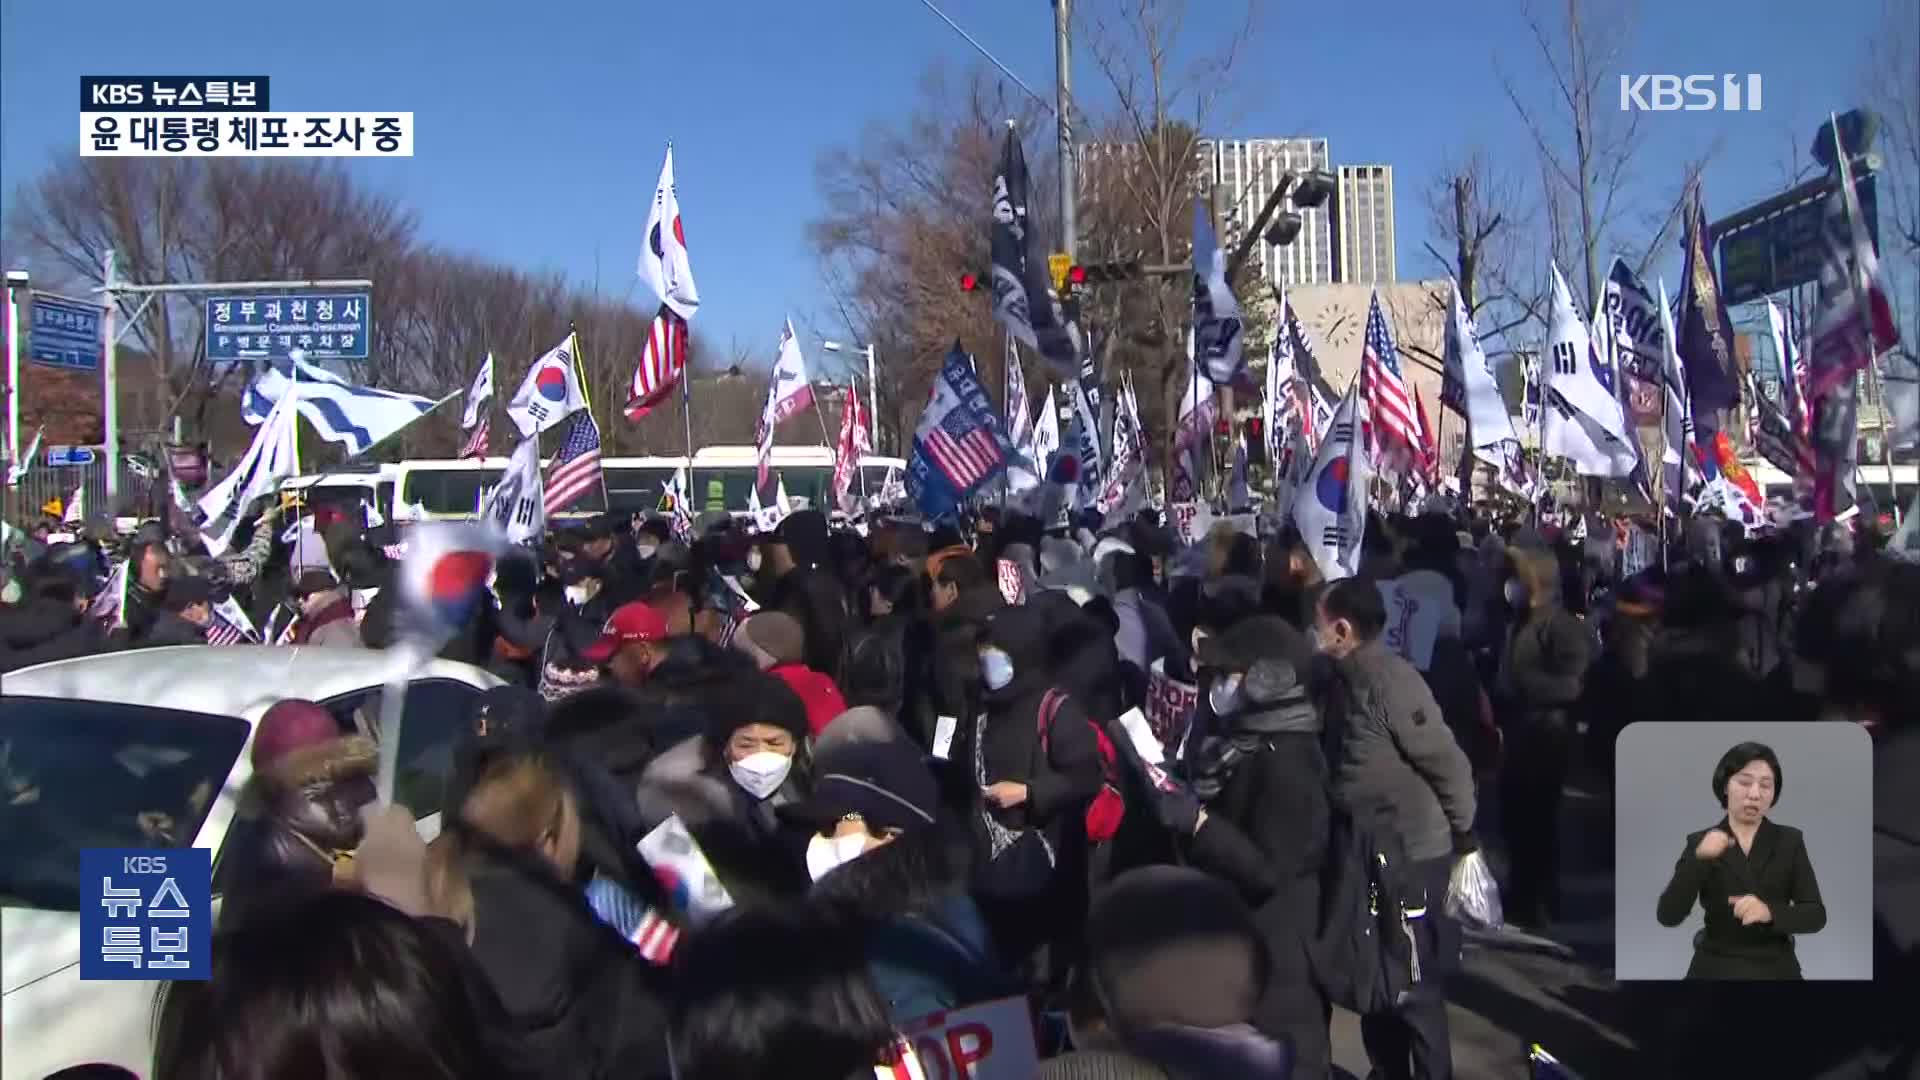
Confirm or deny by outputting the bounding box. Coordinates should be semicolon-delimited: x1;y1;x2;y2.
1307;299;1363;358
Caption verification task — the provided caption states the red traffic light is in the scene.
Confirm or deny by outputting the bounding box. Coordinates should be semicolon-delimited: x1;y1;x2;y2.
1067;264;1088;286
959;272;981;292
1214;418;1232;436
1247;417;1264;440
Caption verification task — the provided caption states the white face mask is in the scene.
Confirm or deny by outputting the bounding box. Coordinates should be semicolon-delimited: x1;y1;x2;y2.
1208;673;1243;717
728;750;793;800
636;542;659;559
805;831;872;881
564;582;599;607
746;549;764;573
979;648;1015;691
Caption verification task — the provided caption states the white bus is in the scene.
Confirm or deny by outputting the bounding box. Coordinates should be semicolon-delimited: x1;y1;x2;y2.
369;447;906;522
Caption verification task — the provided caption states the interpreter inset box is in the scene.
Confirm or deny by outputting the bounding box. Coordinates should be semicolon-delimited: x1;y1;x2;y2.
1614;721;1871;981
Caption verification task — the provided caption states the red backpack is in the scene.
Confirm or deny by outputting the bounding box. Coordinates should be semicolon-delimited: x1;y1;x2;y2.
1036;688;1127;844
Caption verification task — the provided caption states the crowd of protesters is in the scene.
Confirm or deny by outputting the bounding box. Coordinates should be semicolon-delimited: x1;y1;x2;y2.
5;489;1918;1080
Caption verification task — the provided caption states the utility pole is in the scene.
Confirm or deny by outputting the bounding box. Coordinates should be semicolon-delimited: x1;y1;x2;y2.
1053;0;1076;258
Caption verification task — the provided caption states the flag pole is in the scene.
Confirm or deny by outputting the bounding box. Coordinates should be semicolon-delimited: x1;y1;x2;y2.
567;324;613;512
1828;114;1903;527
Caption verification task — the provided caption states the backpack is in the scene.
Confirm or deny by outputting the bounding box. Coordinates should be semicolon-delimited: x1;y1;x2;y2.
1308;797;1425;1015
1035;687;1127;844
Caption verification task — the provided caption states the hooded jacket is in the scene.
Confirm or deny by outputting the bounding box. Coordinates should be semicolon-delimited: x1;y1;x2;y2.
1183;663;1330;1076
975;605;1105;853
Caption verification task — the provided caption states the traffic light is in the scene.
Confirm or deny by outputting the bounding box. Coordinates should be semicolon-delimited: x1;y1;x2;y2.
1067;261;1143;287
1244;417;1266;465
959;271;984;292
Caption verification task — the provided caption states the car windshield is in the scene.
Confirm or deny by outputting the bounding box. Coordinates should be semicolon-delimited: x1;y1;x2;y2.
0;698;248;912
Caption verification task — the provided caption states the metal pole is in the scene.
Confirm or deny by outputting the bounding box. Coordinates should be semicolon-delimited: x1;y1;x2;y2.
865;344;880;455
4;271;23;468
103;250;119;510
1053;0;1076;259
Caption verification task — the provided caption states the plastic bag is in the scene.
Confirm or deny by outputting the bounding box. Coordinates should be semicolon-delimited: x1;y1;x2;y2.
1444;849;1504;930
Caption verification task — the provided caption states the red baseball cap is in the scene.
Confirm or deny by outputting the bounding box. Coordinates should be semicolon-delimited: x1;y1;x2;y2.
579;601;670;663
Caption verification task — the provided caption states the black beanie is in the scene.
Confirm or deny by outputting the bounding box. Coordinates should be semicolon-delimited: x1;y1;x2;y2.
705;670;809;748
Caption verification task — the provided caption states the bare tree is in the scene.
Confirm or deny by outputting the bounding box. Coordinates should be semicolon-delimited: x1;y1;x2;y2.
1498;0;1715;315
810;63;1054;449
1077;0;1258;451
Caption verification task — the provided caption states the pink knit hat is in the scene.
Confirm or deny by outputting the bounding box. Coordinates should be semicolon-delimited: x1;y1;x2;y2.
251;699;340;772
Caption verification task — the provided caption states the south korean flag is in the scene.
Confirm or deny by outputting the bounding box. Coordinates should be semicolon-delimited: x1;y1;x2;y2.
1289;382;1371;581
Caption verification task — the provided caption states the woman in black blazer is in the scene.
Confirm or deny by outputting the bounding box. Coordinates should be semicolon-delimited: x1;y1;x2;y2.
1656;742;1826;979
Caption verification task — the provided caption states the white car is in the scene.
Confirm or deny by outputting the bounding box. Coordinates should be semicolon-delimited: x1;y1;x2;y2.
1;645;503;1080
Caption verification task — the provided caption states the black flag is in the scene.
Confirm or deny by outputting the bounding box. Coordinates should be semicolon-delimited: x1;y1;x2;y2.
1676;185;1740;429
990;128;1082;380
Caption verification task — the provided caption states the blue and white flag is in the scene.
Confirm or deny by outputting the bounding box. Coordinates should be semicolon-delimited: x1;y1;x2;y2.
245;351;439;457
990;128;1083;380
909;344;1013;520
1192;198;1247;386
200;390;302;557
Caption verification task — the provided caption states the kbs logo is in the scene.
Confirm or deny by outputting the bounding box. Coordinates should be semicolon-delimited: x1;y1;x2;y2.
1620;74;1762;112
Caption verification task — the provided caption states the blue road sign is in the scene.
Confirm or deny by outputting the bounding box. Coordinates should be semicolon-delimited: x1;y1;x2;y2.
45;445;98;467
29;293;104;371
205;292;371;362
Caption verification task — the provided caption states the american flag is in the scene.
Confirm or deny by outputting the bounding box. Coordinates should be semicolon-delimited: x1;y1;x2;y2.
926;405;1003;491
459;415;490;460
544;411;603;515
204;612;248;647
830;386;870;508
626;307;688;421
1360;293;1417;463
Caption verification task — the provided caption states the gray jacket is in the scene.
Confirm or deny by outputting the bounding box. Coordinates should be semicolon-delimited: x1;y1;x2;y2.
1324;638;1477;861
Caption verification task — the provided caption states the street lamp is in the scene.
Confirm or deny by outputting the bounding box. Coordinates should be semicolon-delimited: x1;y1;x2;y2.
4;269;27;468
819;340;880;452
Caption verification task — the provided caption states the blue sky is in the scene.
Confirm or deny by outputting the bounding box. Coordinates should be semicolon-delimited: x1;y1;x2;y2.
0;0;1896;369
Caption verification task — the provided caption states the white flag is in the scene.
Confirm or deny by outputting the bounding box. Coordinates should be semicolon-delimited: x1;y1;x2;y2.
1004;335;1033;449
63;485;84;525
461;352;494;431
1448;279;1519;450
8;427;43;486
199;390;302;557
755;319;815;488
1542;263;1638;476
637;145;700;320
1011;386;1060;496
482;437;546;545
508;335;589;438
1290;382;1370;581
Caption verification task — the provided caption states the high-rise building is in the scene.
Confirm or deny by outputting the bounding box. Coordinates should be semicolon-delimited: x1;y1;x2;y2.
1334;165;1396;285
1197;137;1334;288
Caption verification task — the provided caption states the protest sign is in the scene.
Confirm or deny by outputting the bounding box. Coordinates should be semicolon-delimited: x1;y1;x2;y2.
881;995;1038;1080
1144;658;1198;750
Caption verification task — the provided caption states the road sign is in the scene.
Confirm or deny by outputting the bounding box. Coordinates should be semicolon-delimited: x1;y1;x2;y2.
45;445;97;467
1718;172;1879;306
29;293;103;371
1048;252;1071;292
204;291;371;362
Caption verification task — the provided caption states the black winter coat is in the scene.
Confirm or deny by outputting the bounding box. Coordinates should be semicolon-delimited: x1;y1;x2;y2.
1185;708;1331;1076
453;828;674;1080
0;598;111;672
